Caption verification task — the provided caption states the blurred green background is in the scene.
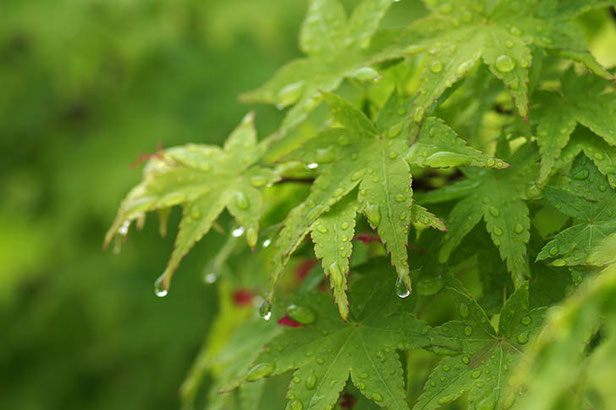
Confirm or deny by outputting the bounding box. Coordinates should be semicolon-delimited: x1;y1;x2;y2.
2;0;616;409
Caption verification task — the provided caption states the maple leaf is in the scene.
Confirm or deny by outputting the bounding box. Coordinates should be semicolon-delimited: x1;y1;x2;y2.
240;0;397;134
533;68;616;185
537;155;616;267
417;281;546;409
269;92;501;318
420;143;539;287
394;0;614;134
105;113;279;292
227;265;432;409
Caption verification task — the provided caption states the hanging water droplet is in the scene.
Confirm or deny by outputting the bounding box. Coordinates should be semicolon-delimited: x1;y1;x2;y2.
118;220;131;236
154;274;168;297
495;55;516;73
287;304;317;325
425;151;469;168
395;276;410;298
552;258;566;267
246;362;275;381
232;226;245;237
307;163;318;169
246;227;258;248
259;300;272;321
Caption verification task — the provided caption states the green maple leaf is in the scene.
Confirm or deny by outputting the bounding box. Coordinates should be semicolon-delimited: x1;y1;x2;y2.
537;155;616;267
228;265;431;410
396;0;613;134
417;281;546;409
421;144;539;287
105;113;279;292
240;0;397;134
533;68;616;185
269;92;501;318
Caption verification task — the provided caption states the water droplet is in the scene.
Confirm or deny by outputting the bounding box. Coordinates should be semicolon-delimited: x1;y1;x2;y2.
305;372;317;390
462;356;470;364
316;147;336;164
316;225;328;234
439;4;452;14
430;61;444;73
413;106;425;122
250;175;268;187
471;370;481;379
509;26;522;36
191;205;201;219
517;331;529;344
287;304;316;325
364;203;381;226
307;163;318;169
277;82;304;107
515;223;524;234
489;206;500;217
549;246;558;256
118;220;131;236
160;192;185;207
352;67;381;82
389;151;398;159
338;135;350;146
262;238;272;248
389;122;404;138
493;227;503;236
259;300;272;321
505;40;514;48
232;226;245;237
464;326;473;336
246;227;258;248
443;365;451;372
246;362;275;382
495;55;516;73
552;259;566;267
521;316;532;325
234;191;249;210
572;169;589;180
373;393;383;402
425;151;469;167
458;303;470;319
154;274;168;297
341;222;350;230
395;276;410;298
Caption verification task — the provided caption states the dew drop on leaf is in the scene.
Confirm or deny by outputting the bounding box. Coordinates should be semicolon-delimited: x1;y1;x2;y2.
458;303;470;319
246;362;275;382
494;55;516;73
234;191;249;210
287;304;316;325
517;331;529;344
464;326;473;336
364;203;381;226
471;370;481;379
552;259;566;267
372;393;383;402
430;61;444;73
316;147;336;163
515;223;524;234
305;372;317;390
352;67;381;82
250;175;268;187
572;169;589;180
277;82;304;107
489;206;501;217
521;316;532;325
